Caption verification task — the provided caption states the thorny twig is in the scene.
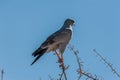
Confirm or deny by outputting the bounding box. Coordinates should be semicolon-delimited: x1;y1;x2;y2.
68;44;99;80
58;65;69;80
93;49;120;78
68;44;83;78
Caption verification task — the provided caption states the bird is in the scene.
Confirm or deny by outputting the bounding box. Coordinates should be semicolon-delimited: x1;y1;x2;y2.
31;19;75;65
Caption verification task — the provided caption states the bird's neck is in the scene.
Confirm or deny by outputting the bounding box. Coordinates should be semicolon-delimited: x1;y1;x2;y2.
66;25;73;31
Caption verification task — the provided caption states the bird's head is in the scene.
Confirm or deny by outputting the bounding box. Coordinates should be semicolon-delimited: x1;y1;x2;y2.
62;18;75;30
64;19;75;26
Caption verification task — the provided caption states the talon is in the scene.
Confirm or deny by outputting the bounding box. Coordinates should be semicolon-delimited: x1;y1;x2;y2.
59;63;65;70
58;57;64;63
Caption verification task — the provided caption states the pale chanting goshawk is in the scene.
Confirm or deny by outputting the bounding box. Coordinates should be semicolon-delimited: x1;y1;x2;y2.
31;19;75;65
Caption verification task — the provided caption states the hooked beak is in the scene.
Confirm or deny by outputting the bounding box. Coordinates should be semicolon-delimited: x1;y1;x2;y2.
72;23;75;26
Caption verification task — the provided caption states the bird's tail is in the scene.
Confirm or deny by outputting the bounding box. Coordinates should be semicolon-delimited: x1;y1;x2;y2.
31;48;47;65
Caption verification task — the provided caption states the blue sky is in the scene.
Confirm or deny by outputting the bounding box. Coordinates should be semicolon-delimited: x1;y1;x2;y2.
0;0;120;80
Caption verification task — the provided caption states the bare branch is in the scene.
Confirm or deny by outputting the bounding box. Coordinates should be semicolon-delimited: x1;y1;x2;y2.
58;65;69;80
68;44;99;80
93;49;120;78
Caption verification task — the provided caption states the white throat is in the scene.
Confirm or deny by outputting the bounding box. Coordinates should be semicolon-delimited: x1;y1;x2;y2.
66;25;73;31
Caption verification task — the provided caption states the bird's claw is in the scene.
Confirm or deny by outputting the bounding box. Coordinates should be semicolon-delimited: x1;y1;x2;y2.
58;57;64;63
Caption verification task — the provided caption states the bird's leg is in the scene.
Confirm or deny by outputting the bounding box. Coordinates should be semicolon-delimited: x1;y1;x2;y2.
55;50;63;63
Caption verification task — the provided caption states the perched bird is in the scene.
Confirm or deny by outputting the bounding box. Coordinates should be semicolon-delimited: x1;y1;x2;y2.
31;19;75;65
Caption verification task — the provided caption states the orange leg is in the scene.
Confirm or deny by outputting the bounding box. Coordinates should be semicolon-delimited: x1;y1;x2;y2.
55;50;65;69
55;50;63;63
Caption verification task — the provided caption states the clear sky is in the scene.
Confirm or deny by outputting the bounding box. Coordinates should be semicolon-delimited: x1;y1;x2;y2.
0;0;120;80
